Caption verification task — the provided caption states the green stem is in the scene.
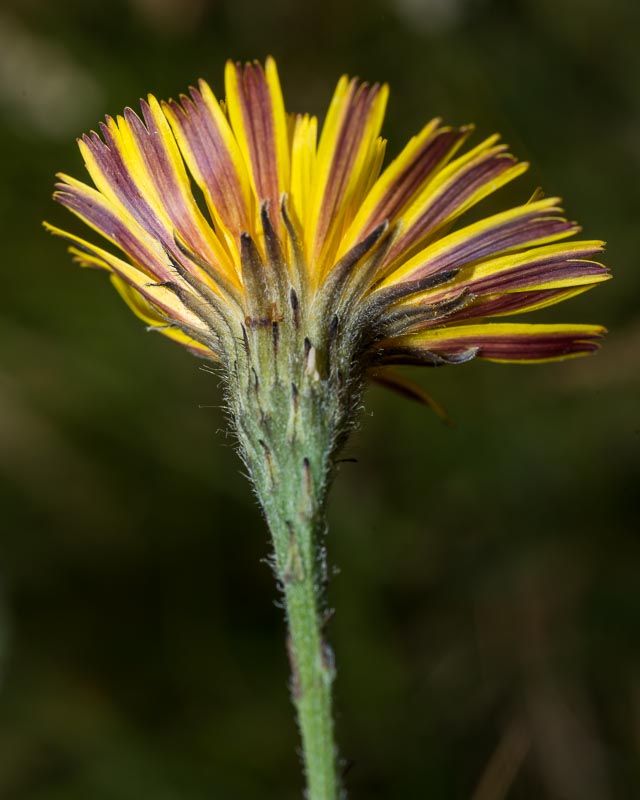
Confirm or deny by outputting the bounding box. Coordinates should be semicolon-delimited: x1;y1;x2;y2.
228;309;358;799
248;384;342;800
267;505;339;800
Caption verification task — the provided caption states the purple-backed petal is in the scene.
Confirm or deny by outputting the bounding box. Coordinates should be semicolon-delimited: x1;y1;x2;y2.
398;288;590;333
468;255;605;295
379;323;606;364
384;149;527;266
384;241;609;322
163;84;253;241
79;115;235;286
53;177;173;282
224;58;289;228
382;199;580;288
342;123;472;251
123;99;223;271
79;123;170;249
307;76;389;274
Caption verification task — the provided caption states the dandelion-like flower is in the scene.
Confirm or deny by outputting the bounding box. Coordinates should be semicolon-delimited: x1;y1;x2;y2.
47;58;609;800
47;57;608;382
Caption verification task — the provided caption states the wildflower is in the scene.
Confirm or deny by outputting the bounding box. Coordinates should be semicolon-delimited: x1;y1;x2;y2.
46;58;609;800
46;57;607;381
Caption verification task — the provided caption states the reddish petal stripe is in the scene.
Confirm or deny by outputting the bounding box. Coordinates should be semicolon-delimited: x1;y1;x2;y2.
325;84;376;214
395;208;578;283
54;182;172;281
82;125;169;248
387;152;518;262
441;331;603;360
82;119;223;279
124;101;220;267
381;242;608;332
468;256;605;295
420;288;588;328
313;81;385;262
245;63;279;203
228;61;281;213
165;88;251;237
380;324;605;364
468;288;587;318
359;127;470;238
426;245;605;299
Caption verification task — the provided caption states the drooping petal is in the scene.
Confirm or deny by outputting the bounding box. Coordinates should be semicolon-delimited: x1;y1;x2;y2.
369;367;453;423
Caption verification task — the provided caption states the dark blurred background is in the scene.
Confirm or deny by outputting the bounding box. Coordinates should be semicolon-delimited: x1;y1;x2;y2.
1;0;638;797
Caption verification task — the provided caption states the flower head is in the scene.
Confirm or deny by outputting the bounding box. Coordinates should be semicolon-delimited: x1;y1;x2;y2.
46;57;609;397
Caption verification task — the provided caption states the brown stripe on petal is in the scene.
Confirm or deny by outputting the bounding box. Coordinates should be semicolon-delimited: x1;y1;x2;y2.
468;256;606;295
413;330;603;362
124;102;219;268
83;120;218;284
53;184;172;282
361;126;471;237
82;126;170;248
469;332;603;360
400;209;578;283
165;89;251;237
125;105;174;188
314;82;382;260
234;61;280;210
450;215;578;265
387;152;517;262
422;288;581;326
96;122;174;238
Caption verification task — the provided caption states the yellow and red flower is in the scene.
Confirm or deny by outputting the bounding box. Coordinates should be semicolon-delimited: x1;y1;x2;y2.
46;57;609;379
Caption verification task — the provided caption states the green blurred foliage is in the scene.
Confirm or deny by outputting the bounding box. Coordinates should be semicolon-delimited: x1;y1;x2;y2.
0;0;638;797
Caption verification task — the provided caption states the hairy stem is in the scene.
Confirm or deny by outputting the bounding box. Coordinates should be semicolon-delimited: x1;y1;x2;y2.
265;491;339;800
227;306;360;799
